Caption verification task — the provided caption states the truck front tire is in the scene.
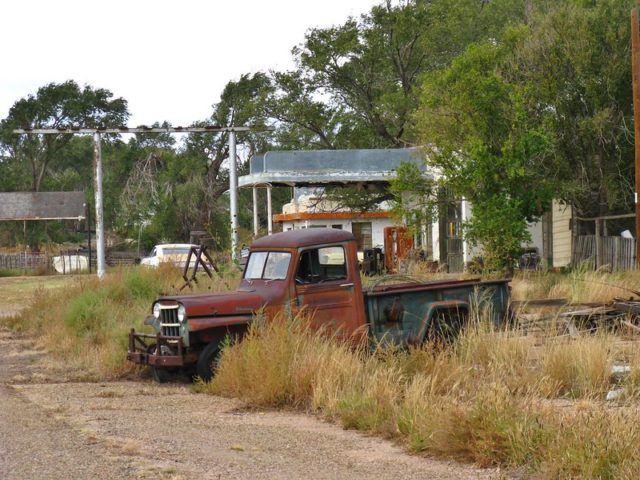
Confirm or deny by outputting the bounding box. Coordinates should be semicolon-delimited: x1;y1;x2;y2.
196;341;221;382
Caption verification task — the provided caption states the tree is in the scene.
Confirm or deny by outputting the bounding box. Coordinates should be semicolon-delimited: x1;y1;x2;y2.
0;81;129;192
285;0;530;149
509;0;635;216
119;73;276;245
408;0;634;270
412;32;556;271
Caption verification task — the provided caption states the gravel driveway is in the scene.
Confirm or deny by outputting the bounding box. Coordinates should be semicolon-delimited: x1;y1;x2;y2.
0;324;503;479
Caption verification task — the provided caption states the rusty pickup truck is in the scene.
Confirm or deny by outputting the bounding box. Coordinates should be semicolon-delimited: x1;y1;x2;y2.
127;229;509;382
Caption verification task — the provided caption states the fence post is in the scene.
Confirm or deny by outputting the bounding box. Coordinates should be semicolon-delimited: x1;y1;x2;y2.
595;219;602;269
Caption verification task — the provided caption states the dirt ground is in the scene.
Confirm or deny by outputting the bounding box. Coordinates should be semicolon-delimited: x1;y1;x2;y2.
0;277;504;480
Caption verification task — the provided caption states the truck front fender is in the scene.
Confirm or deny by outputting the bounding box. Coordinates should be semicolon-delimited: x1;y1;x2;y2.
188;315;252;346
187;315;252;332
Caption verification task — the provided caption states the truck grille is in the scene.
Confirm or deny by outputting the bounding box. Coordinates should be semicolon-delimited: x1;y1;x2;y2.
160;306;181;338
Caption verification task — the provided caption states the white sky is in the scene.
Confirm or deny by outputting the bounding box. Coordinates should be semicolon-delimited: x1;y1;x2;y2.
0;0;381;127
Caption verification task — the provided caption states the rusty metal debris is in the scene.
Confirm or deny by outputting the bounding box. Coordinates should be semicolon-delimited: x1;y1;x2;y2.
179;244;226;291
513;297;640;337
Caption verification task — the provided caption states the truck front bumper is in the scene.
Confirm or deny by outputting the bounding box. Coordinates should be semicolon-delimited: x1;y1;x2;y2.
127;329;198;367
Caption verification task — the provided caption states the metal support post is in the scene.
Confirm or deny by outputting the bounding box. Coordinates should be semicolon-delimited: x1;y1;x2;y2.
93;132;106;278
252;186;259;237
228;130;238;260
267;184;273;235
632;7;640;267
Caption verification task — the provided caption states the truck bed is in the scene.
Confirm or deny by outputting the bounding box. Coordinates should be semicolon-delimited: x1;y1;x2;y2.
363;277;510;346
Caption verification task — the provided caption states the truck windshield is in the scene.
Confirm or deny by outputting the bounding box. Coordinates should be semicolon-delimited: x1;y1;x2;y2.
244;251;291;280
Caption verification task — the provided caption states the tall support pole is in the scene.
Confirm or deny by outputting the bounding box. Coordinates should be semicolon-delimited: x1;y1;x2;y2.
267;185;273;235
228;130;239;261
92;132;106;278
461;198;469;266
632;7;640;267
252;186;259;237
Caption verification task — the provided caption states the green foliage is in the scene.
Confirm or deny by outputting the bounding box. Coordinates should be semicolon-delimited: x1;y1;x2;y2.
388;161;437;230
0;81;129;192
3;267;179;378
0;0;636;260
392;0;634;270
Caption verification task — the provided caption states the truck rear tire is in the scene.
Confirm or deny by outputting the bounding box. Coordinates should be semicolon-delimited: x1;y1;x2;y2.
196;341;221;382
151;366;171;383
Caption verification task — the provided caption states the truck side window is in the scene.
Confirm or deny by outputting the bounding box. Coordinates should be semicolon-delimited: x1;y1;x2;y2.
296;246;346;284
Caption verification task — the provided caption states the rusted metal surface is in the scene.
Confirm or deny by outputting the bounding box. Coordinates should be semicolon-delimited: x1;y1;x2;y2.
383;226;414;273
250;228;354;249
0;191;85;221
179;244;225;291
127;329;198;367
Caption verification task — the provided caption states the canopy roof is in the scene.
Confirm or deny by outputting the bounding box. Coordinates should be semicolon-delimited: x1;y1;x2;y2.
239;148;427;187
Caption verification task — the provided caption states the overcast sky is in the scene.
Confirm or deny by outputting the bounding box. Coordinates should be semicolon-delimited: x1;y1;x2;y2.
1;0;381;127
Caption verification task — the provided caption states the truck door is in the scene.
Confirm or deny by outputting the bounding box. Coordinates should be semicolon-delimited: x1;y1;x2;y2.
295;244;363;340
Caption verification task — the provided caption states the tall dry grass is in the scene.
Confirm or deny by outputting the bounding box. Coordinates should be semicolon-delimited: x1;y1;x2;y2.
202;310;640;477
512;268;640;303
1;264;239;379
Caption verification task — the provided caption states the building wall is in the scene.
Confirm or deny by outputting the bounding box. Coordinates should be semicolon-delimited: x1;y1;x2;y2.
282;217;396;249
525;221;544;255
552;200;573;267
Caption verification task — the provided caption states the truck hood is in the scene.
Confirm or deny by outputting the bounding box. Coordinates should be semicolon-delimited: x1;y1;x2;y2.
158;289;265;318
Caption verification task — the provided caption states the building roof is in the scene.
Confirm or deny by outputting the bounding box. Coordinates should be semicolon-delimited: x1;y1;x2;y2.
250;228;355;249
239;147;427;187
0;191;86;221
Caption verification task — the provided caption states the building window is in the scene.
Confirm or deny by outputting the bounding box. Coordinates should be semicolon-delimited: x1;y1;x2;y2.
352;222;372;251
332;224;343;229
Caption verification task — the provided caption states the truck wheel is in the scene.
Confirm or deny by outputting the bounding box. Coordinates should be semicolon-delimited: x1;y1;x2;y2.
427;310;466;344
151;366;171;383
196;341;221;382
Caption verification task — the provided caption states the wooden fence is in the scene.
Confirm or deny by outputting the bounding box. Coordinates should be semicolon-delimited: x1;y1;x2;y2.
0;251;139;272
572;235;636;271
0;253;49;270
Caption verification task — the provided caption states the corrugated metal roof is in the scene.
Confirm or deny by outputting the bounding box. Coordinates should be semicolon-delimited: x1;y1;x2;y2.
0;191;86;221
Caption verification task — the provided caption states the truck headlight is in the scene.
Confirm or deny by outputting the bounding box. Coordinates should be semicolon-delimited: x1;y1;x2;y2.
177;304;187;323
153;302;161;319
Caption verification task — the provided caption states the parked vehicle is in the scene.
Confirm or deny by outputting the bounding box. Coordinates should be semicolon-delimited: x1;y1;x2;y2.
127;229;510;382
140;244;201;268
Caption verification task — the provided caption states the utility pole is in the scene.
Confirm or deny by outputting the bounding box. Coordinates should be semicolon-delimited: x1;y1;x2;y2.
632;7;640;267
13;125;272;276
228;130;239;261
93;132;106;278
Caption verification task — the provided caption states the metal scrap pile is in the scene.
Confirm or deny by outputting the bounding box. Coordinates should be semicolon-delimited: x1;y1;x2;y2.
512;298;640;338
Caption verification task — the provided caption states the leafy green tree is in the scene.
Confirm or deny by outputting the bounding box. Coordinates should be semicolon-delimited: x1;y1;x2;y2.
413;33;556;271
0;81;129;192
408;0;634;270
119;73;276;246
510;0;635;216
285;0;530;149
